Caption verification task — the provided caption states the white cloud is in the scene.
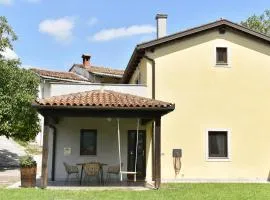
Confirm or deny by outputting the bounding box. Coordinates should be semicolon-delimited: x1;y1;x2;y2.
87;17;98;26
39;17;75;43
0;0;13;5
1;48;19;60
89;24;156;42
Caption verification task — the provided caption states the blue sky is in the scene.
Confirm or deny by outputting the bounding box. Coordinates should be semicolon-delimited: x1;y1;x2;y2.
0;0;269;71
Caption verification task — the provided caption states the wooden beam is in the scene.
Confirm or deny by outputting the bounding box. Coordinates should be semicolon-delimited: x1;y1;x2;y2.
41;125;49;188
39;108;170;119
154;117;161;189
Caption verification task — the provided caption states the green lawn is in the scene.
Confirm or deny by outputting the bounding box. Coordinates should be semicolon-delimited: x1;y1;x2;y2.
0;183;270;200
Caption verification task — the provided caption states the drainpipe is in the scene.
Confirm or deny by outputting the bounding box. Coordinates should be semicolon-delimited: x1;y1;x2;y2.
50;125;57;181
143;54;157;188
143;55;155;99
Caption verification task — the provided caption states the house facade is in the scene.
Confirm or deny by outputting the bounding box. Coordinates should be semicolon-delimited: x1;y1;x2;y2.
33;15;270;188
123;17;270;182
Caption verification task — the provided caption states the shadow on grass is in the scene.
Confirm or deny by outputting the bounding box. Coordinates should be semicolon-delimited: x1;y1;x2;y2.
0;149;20;171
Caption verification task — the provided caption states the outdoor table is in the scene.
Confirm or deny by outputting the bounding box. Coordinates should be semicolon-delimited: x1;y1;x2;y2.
76;162;107;185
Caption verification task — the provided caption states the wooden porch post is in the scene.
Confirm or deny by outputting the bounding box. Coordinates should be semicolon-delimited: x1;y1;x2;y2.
154;117;161;189
41;125;49;188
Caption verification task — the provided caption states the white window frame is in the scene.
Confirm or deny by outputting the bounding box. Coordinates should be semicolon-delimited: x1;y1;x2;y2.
214;43;231;68
205;128;231;162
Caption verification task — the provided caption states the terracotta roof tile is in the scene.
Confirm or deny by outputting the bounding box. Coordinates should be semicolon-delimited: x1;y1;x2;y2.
35;90;174;109
31;68;88;81
73;64;124;77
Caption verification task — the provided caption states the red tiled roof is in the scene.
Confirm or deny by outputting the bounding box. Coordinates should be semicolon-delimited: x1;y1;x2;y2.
34;90;174;109
31;68;88;81
72;64;124;77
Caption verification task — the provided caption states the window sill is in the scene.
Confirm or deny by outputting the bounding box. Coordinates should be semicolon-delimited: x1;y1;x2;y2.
79;155;97;157
215;63;230;68
206;157;231;162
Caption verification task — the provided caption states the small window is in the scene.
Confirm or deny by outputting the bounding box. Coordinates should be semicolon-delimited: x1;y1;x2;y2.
80;129;97;155
216;47;228;64
208;131;228;158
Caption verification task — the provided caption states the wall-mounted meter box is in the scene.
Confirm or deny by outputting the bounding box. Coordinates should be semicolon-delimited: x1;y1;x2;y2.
172;149;182;158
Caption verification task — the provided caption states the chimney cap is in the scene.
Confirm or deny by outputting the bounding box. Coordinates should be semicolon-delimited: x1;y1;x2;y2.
155;14;168;20
82;54;91;58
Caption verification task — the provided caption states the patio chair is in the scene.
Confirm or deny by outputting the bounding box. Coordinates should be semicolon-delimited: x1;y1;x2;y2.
83;162;101;185
63;162;80;184
105;163;123;185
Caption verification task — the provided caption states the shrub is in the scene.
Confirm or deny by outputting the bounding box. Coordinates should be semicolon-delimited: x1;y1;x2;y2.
19;155;37;168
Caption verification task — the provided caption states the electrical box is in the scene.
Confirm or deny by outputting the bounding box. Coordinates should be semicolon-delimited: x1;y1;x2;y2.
172;149;182;158
64;147;71;156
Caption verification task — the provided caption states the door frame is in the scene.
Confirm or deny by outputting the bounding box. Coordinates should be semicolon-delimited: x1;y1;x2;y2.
127;130;146;180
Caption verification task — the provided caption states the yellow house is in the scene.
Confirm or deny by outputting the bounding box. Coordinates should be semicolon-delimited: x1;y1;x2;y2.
34;15;270;189
123;16;270;182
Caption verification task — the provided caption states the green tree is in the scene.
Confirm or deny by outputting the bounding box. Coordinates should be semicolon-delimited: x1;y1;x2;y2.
241;9;270;36
0;16;40;141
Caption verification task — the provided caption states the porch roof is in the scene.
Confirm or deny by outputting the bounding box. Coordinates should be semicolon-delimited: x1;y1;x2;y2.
33;90;175;118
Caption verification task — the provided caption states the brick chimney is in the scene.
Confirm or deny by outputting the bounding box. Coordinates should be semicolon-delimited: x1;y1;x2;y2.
82;54;91;67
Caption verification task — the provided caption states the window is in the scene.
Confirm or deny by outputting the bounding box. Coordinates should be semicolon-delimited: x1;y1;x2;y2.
80;129;97;155
216;47;228;64
208;131;228;158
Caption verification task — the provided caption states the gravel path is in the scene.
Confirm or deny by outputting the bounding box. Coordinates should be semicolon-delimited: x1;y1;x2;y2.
0;136;26;169
0;136;42;187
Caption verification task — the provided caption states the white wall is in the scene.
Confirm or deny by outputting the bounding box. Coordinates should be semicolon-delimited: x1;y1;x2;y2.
35;83;44;145
49;117;149;181
49;83;147;97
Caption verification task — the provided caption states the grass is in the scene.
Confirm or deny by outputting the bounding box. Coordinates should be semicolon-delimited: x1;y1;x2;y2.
14;139;42;155
0;183;270;200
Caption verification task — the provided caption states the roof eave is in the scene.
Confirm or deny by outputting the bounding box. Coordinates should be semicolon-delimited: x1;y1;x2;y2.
32;103;175;117
38;75;88;83
90;71;123;78
32;103;175;111
121;48;145;83
122;19;270;84
136;19;270;50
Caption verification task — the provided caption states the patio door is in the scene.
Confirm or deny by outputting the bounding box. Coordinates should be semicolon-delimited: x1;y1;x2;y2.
127;130;146;180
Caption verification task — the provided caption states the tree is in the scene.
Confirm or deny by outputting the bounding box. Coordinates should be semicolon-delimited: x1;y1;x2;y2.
0;16;40;141
0;16;17;53
241;9;270;36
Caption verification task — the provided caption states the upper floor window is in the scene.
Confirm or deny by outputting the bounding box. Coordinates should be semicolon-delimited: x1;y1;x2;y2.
216;47;228;65
80;129;97;156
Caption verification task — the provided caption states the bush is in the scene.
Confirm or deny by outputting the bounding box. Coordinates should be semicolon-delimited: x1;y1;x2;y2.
19;155;37;168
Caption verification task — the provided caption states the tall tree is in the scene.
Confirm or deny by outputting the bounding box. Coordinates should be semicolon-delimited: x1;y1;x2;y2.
241;9;270;36
0;16;40;141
